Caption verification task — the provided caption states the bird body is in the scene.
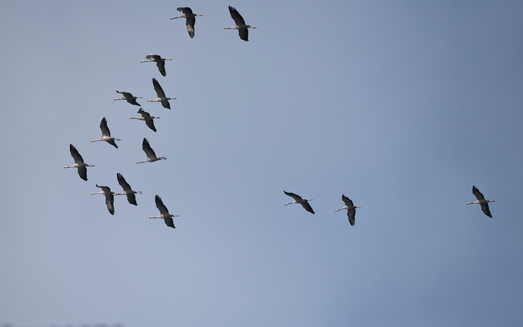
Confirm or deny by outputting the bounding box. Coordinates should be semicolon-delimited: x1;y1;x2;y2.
129;108;159;132
466;185;495;218
115;173;142;206
169;7;202;38
224;6;257;41
284;190;314;214
136;138;167;164
90;184;116;215
114;90;142;106
90;117;121;148
335;194;361;226
150;194;179;228
140;54;172;76
63;144;94;181
147;78;176;109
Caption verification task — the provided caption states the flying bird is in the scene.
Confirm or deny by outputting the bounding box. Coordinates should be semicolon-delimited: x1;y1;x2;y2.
90;184;116;215
224;6;257;41
284;190;314;214
115;173;142;206
466;185;495;218
90;117;121;148
140;54;172;77
169;7;202;38
64;144;94;181
129;108;160;132
113;90;142;106
136;138;167;164
150;194;179;229
335;194;361;226
147;78;176;109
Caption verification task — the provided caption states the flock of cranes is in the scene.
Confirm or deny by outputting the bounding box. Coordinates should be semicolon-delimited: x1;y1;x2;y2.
64;5;496;229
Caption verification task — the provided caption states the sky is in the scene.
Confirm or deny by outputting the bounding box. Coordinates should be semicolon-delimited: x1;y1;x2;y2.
1;1;523;326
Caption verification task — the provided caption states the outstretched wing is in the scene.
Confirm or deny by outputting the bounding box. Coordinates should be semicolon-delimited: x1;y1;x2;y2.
228;6;246;26
142;138;157;159
284;190;303;202
472;185;486;201
152;78;166;98
480;202;492;218
301;202;315;214
70;144;84;164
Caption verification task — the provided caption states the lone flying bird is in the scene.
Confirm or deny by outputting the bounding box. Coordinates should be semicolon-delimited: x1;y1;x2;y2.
113;90;142;106
169;7;202;38
284;190;314;214
224;6;257;41
150;194;179;229
115;173;142;206
129;108;160;132
63;144;94;181
147;78;176;109
90;117;121;148
466;185;495;218
90;184;116;215
136;138;167;164
140;54;172;77
335;194;361;226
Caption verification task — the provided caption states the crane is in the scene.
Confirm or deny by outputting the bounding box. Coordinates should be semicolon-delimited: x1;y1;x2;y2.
113;90;142;106
147;78;176;109
140;54;172;77
89;184;116;215
63;144;94;181
335;194;361;226
150;194;179;228
283;190;314;214
224;6;257;41
90;117;121;148
169;7;202;38
466;185;495;218
129;108;160;132
115;173;142;206
136;138;167;164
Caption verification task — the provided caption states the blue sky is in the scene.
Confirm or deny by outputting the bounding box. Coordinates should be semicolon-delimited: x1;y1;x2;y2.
1;1;523;326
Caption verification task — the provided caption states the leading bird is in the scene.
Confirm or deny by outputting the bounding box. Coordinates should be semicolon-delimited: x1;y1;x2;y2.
466;185;495;218
284;190;314;214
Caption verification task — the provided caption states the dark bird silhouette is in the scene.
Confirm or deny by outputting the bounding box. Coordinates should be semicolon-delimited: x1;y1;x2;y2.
140;54;172;77
284;190;314;214
466;185;495;218
335;194;361;226
114;90;142;106
136;138;167;164
90;184;116;215
224;6;257;41
90;117;121;148
150;195;179;228
115;173;142;206
129;108;160;132
147;78;176;109
63;144;94;181
169;7;202;38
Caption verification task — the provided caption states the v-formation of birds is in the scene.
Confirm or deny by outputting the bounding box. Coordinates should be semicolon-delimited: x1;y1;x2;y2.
63;6;496;228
